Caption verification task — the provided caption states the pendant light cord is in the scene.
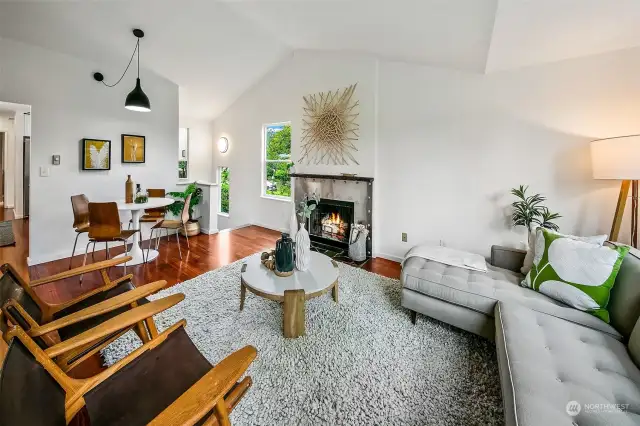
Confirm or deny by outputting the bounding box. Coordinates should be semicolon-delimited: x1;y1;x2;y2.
100;39;139;88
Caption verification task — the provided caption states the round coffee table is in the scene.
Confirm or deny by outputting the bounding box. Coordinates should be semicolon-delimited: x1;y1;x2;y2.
240;251;339;338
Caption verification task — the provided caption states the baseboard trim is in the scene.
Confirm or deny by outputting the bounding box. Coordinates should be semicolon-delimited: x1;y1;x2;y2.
28;237;162;266
218;223;252;233
218;223;288;234
200;227;219;235
374;252;403;263
251;222;288;234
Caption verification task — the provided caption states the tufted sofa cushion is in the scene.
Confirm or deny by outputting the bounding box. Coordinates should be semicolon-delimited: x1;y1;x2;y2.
495;302;640;426
606;244;640;340
402;257;622;339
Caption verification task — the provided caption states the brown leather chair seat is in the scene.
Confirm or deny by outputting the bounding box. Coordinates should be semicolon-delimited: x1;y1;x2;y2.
85;327;212;426
54;279;149;341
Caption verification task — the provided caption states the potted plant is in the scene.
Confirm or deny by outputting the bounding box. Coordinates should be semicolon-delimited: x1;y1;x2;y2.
511;185;561;232
167;183;203;236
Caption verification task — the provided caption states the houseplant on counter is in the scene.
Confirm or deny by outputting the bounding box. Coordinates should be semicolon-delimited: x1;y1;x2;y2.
167;183;203;236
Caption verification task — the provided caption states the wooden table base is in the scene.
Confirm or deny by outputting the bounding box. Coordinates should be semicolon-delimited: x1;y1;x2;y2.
283;289;306;338
240;281;339;339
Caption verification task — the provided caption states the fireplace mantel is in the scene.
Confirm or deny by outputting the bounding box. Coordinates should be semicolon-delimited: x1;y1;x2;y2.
290;173;374;183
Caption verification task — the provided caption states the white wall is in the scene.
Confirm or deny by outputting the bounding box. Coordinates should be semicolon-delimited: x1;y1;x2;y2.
0;37;179;264
377;56;628;260
180;119;213;183
212;48;638;261
212;51;377;232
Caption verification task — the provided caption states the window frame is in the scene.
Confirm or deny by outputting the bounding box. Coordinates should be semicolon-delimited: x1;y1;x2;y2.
178;127;189;181
218;166;230;216
261;122;292;202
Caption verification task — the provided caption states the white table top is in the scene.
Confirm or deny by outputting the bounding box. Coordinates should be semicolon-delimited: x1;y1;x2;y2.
241;251;338;297
116;197;174;211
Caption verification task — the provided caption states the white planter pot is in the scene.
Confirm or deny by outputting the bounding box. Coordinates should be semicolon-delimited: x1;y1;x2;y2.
295;223;311;271
289;203;298;240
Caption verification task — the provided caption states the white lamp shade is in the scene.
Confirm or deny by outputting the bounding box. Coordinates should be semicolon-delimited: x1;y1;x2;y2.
591;135;640;180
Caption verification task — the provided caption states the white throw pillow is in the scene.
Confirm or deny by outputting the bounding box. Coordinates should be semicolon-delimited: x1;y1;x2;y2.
520;228;607;275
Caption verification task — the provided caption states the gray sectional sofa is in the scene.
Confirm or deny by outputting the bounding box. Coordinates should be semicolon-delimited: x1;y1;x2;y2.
401;242;640;426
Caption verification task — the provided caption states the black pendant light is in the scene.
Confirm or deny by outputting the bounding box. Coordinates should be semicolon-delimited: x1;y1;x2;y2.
93;29;151;112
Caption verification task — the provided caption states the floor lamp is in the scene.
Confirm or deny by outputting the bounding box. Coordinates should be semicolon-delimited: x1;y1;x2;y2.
591;135;640;248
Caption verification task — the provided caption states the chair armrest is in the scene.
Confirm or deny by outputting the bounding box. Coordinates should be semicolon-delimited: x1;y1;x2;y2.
29;280;168;337
148;345;258;426
44;293;184;358
47;274;134;314
490;245;527;273
29;257;132;287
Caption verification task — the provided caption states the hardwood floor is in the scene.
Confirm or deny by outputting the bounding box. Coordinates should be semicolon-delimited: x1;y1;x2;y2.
0;221;400;362
0;218;400;424
26;226;400;305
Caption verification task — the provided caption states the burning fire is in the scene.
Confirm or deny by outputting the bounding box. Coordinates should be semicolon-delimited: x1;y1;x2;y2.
325;212;342;225
321;211;348;241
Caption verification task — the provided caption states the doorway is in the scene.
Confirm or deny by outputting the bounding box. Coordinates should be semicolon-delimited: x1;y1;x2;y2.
0;131;4;207
0;101;31;272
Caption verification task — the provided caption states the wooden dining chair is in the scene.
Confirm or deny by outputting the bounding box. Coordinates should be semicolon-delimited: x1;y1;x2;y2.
70;194;90;269
83;202;142;273
0;306;257;425
149;193;192;259
128;188;166;229
0;259;167;373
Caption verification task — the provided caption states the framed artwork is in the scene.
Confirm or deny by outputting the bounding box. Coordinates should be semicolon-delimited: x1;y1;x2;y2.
122;134;146;163
82;139;111;170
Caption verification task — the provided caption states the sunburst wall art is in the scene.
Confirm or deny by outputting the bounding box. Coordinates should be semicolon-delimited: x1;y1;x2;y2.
300;83;360;165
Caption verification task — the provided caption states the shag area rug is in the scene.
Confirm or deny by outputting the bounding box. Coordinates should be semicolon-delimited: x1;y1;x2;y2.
102;258;503;425
0;221;15;247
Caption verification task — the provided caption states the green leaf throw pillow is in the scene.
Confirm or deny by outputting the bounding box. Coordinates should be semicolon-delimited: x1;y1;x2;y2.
522;228;629;323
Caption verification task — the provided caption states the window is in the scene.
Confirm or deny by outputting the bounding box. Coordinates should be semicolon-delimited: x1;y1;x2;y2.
219;166;230;215
262;123;292;199
178;128;189;179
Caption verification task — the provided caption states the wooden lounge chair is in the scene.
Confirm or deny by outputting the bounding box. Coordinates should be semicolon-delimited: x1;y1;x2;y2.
0;301;257;426
0;257;166;372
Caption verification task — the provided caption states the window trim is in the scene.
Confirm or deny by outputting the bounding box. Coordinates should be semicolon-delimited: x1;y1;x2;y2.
261;122;292;200
178;127;190;181
218;166;230;216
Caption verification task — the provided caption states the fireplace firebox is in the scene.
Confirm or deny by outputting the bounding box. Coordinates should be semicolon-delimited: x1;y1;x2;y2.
291;172;373;264
309;199;354;249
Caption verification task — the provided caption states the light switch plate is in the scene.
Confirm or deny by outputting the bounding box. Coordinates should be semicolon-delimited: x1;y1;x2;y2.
52;155;61;165
40;167;50;177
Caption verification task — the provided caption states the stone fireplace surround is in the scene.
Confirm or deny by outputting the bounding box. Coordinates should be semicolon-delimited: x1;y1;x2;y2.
291;173;373;259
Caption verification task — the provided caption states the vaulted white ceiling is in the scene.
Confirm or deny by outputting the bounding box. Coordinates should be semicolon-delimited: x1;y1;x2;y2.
1;0;639;121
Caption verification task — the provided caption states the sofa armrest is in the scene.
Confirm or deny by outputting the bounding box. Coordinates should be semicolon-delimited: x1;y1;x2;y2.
490;245;526;273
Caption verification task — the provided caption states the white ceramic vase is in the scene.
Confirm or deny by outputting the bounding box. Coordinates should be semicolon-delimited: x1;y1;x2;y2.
289;202;298;240
295;222;311;271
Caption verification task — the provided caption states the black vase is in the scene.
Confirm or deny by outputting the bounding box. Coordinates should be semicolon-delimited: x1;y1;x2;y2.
275;233;294;277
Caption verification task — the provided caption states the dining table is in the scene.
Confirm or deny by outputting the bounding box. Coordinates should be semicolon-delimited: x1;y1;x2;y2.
115;197;174;266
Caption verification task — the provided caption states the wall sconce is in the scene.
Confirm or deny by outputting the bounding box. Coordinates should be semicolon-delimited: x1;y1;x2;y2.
218;137;229;153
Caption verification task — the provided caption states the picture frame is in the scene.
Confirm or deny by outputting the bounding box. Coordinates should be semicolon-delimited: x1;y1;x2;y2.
121;134;146;163
81;138;111;171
